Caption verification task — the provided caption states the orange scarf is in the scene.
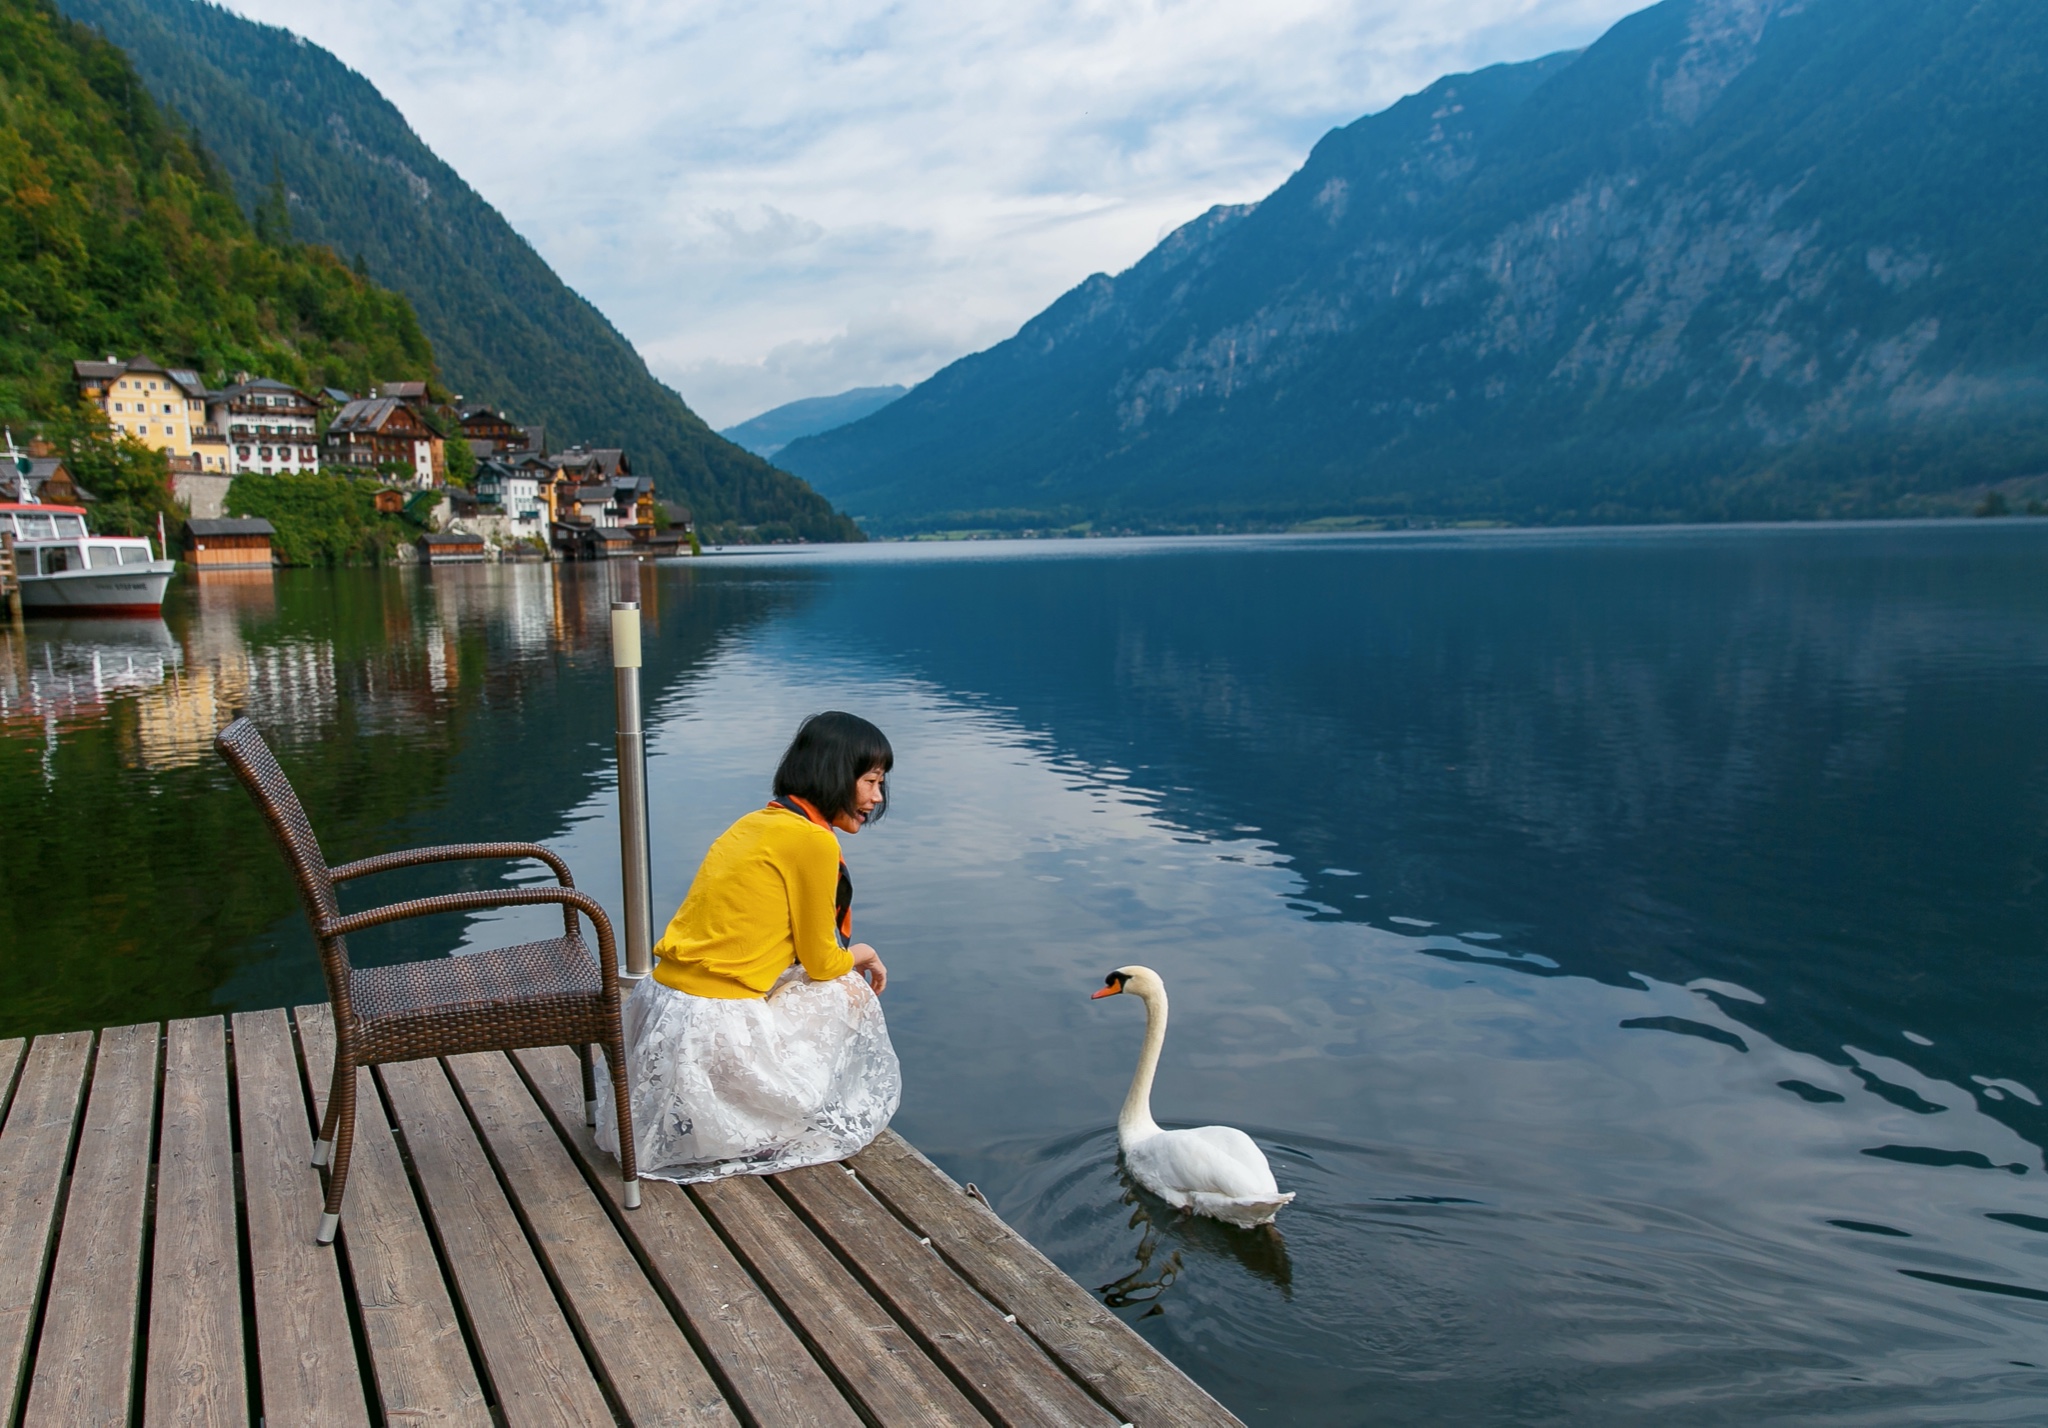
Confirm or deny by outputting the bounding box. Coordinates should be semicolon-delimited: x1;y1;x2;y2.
774;796;853;948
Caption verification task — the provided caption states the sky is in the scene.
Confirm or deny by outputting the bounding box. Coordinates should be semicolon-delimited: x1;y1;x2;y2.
223;0;1646;428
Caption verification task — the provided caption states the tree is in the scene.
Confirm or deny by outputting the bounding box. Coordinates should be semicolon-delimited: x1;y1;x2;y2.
253;166;291;245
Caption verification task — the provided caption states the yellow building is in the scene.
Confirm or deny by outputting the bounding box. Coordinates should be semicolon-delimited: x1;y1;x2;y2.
71;356;229;473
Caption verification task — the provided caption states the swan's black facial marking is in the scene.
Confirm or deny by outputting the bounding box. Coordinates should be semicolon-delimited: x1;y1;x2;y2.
1104;971;1128;992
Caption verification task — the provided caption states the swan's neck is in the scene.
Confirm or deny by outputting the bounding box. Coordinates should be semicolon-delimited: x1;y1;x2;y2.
1119;988;1166;1143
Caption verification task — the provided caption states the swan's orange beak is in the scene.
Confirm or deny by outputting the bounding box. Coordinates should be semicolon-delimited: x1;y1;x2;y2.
1090;985;1121;999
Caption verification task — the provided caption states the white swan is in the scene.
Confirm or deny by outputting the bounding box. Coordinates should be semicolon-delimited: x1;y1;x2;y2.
1091;966;1294;1227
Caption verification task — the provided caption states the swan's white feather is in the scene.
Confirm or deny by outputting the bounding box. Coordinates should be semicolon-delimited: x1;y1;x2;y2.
1123;1125;1296;1227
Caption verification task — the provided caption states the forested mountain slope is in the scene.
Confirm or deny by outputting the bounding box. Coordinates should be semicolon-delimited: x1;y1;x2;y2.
781;0;2048;533
59;0;859;542
0;0;429;426
0;0;434;534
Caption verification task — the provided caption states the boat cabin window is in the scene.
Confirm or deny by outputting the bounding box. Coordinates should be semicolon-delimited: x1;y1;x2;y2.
119;546;150;565
52;515;85;538
87;544;122;569
15;513;56;540
40;545;77;575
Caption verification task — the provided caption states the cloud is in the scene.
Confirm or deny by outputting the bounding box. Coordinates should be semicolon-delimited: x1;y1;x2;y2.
221;0;1643;426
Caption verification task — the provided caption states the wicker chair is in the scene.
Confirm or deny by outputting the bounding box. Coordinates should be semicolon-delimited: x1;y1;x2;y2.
215;716;639;1244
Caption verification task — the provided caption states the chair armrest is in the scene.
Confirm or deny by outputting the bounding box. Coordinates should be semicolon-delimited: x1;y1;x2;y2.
316;887;618;983
328;842;575;888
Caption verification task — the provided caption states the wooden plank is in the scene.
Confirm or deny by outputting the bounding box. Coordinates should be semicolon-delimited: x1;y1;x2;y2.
294;1005;490;1426
513;1046;864;1428
445;1052;739;1427
777;1163;1119;1428
692;1169;990;1427
0;1031;89;1419
0;1038;28;1129
376;1057;616;1428
24;1022;162;1426
852;1133;1244;1428
142;1018;247;1427
231;1008;369;1428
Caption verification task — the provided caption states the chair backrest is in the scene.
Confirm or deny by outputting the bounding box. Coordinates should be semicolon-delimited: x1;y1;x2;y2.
214;717;354;1008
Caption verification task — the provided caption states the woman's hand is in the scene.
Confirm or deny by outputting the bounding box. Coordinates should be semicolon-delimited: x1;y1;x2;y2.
850;943;887;995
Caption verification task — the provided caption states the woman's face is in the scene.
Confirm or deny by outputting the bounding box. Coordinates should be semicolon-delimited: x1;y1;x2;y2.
836;765;888;833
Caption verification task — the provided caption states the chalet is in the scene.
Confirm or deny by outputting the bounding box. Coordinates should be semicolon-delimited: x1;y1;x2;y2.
459;406;531;456
207;375;320;476
378;381;431;404
539;447;653;529
549;444;630;484
416;531;486;564
0;457;92;506
72;356;225;473
184;517;276;570
373;488;407;515
325;398;443;486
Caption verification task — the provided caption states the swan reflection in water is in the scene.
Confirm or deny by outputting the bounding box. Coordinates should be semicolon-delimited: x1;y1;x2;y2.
1100;1174;1293;1313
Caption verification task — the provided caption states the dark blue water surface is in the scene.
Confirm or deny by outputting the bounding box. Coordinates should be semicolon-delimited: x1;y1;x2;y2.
4;523;2047;1424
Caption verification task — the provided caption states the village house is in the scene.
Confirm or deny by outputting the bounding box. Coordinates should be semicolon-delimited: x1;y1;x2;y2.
72;356;227;473
459;406;534;457
207;374;320;476
0;452;92;506
543;446;655;528
324;397;443;486
474;455;548;526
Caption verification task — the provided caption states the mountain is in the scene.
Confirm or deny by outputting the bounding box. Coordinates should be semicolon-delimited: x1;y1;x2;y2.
721;386;907;459
781;0;2048;534
56;0;860;543
0;0;435;531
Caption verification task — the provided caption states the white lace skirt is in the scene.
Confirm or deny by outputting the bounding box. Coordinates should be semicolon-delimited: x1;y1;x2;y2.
594;966;901;1184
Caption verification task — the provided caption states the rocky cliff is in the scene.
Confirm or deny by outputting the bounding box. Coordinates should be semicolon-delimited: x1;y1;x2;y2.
782;0;2048;532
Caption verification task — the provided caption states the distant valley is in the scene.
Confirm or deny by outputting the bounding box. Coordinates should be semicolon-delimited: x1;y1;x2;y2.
782;0;2048;535
721;387;907;460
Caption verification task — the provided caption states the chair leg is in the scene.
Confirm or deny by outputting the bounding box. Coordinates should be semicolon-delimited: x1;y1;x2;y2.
312;1067;343;1167
317;1058;360;1246
604;1031;640;1209
578;1042;597;1127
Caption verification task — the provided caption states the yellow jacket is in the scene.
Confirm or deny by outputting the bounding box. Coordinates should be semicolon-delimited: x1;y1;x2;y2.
651;805;854;999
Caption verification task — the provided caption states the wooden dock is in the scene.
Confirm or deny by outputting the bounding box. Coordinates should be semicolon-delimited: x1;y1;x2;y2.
0;1006;1243;1427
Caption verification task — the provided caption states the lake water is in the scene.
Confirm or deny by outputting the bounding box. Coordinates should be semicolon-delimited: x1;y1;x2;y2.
3;523;2046;1424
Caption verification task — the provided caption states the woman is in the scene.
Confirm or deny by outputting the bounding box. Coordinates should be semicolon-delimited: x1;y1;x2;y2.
597;712;902;1183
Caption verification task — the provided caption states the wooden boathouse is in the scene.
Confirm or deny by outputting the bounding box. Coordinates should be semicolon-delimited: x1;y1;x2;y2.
0;1007;1242;1426
182;517;275;570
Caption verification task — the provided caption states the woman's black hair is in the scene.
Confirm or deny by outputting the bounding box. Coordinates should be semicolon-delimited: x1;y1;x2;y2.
773;712;894;824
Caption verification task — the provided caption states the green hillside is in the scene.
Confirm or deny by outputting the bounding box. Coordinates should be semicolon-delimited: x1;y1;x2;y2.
0;0;429;424
57;0;860;544
0;0;432;530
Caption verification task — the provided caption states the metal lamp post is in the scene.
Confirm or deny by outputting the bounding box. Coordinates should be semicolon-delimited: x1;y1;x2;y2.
611;598;654;982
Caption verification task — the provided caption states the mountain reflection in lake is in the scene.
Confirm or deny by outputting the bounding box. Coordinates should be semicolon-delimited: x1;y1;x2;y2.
3;524;2047;1425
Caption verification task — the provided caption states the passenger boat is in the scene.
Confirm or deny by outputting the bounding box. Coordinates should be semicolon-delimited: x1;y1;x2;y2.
3;502;175;616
